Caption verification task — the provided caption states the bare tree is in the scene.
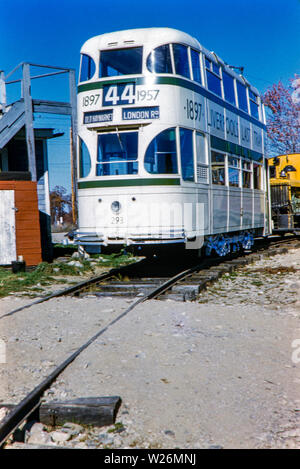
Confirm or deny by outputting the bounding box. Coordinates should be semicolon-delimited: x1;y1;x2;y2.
50;185;72;225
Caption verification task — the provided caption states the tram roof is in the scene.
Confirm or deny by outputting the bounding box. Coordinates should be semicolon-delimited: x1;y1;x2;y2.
80;27;259;95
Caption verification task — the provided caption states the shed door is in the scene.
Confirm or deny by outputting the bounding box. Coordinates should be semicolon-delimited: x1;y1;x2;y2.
0;190;17;265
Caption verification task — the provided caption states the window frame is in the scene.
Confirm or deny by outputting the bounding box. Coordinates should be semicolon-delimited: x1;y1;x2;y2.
211;149;226;186
144;127;179;176
190;48;202;84
146;44;173;74
179;127;195;182
242;158;252;189
195;131;209;184
172;43;191;80
99;47;143;78
79;54;96;82
236;80;249;114
249;89;260;120
227;155;241;188
222;69;236;106
205;56;223;98
96;130;139;176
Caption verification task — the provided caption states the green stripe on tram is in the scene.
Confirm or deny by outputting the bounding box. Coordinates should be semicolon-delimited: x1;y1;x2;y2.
78;178;181;189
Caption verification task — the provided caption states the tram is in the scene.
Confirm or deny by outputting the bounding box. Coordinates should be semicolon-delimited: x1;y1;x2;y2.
73;27;270;257
268;153;300;233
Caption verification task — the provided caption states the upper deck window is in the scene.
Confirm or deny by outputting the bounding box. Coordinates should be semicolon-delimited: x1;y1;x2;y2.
96;132;138;176
249;90;259;120
80;54;96;82
222;70;236;105
205;58;222;97
99;47;143;78
173;44;190;79
237;81;248;113
146;44;172;74
190;49;202;84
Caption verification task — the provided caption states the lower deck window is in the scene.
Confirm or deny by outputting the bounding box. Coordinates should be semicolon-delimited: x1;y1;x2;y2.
211;151;225;185
96;132;138;176
253;163;261;189
180;128;194;181
242;160;251;188
79;137;92;178
144;128;178;174
228;156;240;187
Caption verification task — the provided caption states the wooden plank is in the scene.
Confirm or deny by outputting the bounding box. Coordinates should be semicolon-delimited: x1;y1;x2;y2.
0;190;17;264
39;397;122;427
1;397;122;428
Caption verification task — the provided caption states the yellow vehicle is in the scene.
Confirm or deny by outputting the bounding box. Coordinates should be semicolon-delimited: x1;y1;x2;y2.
268;153;300;232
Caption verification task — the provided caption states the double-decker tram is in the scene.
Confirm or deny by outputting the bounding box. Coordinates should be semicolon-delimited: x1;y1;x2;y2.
74;27;271;257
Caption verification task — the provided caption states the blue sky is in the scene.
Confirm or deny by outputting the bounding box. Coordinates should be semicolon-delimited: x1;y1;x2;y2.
1;0;299;192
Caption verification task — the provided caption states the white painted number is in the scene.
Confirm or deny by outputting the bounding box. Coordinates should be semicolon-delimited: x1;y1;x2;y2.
121;84;135;104
105;86;120;106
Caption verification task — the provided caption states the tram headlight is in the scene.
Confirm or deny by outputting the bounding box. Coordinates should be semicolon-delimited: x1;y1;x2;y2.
111;200;121;213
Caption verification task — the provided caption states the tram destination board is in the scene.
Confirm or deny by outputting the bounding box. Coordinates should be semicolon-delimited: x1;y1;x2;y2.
83;110;113;124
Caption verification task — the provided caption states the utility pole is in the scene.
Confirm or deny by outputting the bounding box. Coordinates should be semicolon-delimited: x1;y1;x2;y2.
70;127;77;225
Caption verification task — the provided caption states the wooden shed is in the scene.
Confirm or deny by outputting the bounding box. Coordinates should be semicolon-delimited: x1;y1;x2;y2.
0;128;64;265
0;179;42;266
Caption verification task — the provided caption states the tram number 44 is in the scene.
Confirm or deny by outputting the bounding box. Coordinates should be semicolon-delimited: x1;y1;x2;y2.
103;83;136;106
185;99;202;122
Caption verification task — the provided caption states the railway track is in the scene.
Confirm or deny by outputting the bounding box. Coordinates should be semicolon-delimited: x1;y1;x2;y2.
0;234;299;448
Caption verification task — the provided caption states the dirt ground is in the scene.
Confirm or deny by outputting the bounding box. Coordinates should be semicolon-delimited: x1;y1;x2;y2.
1;248;300;448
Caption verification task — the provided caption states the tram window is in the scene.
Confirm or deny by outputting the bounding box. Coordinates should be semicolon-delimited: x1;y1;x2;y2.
190;49;202;84
249;90;259;119
228;156;240;187
237;81;248;113
212;63;221;76
79;137;92;178
223;71;236;105
207;71;222;96
205;58;222;97
144;128;178;175
146;44;172;74
180;128;194;181
242;160;251;188
195;132;207;164
96;132;138;176
253;163;261;189
173;44;190;79
211;151;225;185
99;47;143;78
80;54;96;82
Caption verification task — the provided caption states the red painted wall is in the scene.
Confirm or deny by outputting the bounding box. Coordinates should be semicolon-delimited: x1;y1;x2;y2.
0;181;42;266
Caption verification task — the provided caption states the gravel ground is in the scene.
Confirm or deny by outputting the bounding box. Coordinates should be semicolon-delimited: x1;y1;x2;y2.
1;248;300;449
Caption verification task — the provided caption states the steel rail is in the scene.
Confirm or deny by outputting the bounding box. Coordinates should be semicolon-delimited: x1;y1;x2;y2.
0;261;204;447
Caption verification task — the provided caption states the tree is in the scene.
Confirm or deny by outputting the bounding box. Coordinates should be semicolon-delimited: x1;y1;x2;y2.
262;76;300;156
50;185;72;225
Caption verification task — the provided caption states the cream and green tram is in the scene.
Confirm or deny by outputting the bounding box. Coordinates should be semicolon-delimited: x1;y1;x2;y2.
74;27;270;256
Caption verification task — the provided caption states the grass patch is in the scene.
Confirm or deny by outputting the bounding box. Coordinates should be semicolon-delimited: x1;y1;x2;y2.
0;252;139;298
